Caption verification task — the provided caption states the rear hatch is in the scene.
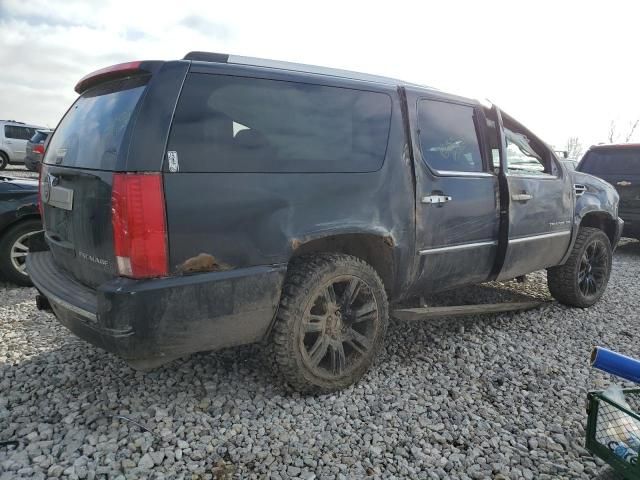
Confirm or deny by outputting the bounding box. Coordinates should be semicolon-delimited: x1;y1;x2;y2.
578;148;640;219
40;61;182;289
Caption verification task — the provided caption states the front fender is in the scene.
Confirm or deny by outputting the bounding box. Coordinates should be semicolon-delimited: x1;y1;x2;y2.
559;171;622;263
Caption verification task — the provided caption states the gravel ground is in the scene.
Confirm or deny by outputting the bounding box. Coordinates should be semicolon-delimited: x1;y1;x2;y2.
0;234;639;479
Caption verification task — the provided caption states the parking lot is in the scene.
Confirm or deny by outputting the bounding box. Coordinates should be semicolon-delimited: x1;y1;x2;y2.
0;211;637;479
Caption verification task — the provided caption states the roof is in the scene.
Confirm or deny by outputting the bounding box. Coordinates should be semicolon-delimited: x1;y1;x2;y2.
0;119;44;128
184;51;436;90
589;143;640;150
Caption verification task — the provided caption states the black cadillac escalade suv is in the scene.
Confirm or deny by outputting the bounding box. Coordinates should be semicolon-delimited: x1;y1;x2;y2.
27;52;623;392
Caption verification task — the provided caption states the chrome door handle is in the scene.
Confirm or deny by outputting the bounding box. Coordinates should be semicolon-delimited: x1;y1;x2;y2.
422;195;452;204
512;193;533;202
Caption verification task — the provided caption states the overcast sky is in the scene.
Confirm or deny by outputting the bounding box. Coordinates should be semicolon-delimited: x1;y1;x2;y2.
1;0;638;151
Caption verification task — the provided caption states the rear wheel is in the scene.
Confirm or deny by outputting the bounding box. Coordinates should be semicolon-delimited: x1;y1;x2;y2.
0;220;42;286
272;254;388;393
547;227;612;307
0;152;8;170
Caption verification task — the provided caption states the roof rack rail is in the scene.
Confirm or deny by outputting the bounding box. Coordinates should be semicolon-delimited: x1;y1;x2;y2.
0;120;25;124
182;51;429;88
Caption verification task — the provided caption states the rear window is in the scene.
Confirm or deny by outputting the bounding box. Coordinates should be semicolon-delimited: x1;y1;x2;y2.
44;76;148;170
30;131;50;144
166;74;392;173
579;149;640;175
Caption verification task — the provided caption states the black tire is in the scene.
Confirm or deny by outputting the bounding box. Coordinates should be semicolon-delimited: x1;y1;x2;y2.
0;152;8;170
272;253;389;393
547;227;612;307
0;219;42;286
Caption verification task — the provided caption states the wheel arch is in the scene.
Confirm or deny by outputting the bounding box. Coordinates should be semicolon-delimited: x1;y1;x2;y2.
289;230;398;297
0;212;41;237
558;209;618;265
579;211;618;246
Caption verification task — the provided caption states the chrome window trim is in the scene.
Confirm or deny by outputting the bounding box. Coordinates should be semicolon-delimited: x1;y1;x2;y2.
432;170;495;178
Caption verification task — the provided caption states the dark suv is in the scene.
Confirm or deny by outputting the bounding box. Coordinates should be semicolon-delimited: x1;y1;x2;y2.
27;52;622;392
577;144;640;239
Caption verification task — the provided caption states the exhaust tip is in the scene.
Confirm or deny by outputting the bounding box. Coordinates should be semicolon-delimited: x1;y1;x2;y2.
36;294;51;311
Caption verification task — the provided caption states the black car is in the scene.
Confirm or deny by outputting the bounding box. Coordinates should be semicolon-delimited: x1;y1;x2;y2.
27;52;622;392
577;144;640;239
25;129;52;172
0;175;41;285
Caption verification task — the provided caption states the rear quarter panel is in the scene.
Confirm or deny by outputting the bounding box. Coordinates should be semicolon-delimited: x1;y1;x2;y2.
163;71;415;299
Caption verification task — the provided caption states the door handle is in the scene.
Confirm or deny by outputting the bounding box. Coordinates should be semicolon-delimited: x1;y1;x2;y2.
422;194;452;204
512;193;533;202
617;180;632;187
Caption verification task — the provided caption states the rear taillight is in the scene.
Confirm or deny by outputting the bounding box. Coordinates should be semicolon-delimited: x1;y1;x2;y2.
33;144;45;154
111;173;168;278
37;167;44;216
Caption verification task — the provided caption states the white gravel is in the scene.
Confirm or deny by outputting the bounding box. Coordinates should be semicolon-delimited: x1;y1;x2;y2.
1;228;638;478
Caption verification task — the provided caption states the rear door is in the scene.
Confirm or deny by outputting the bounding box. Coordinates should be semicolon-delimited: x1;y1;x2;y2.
495;111;573;280
3;125;35;161
41;75;153;287
578;148;640;232
409;93;500;293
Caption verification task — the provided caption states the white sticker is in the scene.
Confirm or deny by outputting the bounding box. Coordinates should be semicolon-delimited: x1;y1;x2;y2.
167;151;179;172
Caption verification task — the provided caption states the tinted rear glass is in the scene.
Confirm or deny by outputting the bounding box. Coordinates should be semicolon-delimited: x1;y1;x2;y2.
44;76;148;170
30;131;50;144
579;149;640;175
166;73;392;173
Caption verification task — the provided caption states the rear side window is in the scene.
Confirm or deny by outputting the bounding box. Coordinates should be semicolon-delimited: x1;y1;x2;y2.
166;74;392;173
417;100;484;173
4;126;34;140
44;76;148;170
579;150;640;175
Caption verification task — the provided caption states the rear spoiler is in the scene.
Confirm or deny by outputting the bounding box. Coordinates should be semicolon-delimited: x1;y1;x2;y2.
74;61;162;94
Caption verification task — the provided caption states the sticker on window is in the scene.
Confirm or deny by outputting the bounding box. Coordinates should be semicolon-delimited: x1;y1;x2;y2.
167;151;179;172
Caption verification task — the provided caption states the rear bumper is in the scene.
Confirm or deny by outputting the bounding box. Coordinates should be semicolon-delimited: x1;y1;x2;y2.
24;153;41;171
27;252;286;368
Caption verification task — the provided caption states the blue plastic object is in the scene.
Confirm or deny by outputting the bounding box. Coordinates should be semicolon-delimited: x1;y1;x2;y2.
592;347;640;384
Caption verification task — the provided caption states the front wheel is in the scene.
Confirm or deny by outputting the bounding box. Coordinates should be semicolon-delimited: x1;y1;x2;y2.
272;254;388;393
0;153;8;170
547;227;612;307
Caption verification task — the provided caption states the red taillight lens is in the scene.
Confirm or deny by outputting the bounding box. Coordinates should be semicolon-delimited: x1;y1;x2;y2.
111;173;168;278
33;144;45;154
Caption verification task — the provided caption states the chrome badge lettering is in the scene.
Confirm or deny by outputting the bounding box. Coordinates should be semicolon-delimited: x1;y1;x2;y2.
78;251;109;266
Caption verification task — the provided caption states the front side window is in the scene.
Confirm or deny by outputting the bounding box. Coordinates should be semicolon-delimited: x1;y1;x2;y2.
502;117;554;176
167;74;392;173
418;100;484;173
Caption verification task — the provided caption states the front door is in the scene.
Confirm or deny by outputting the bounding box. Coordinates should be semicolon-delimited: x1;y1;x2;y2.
495;110;573;280
410;93;500;294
